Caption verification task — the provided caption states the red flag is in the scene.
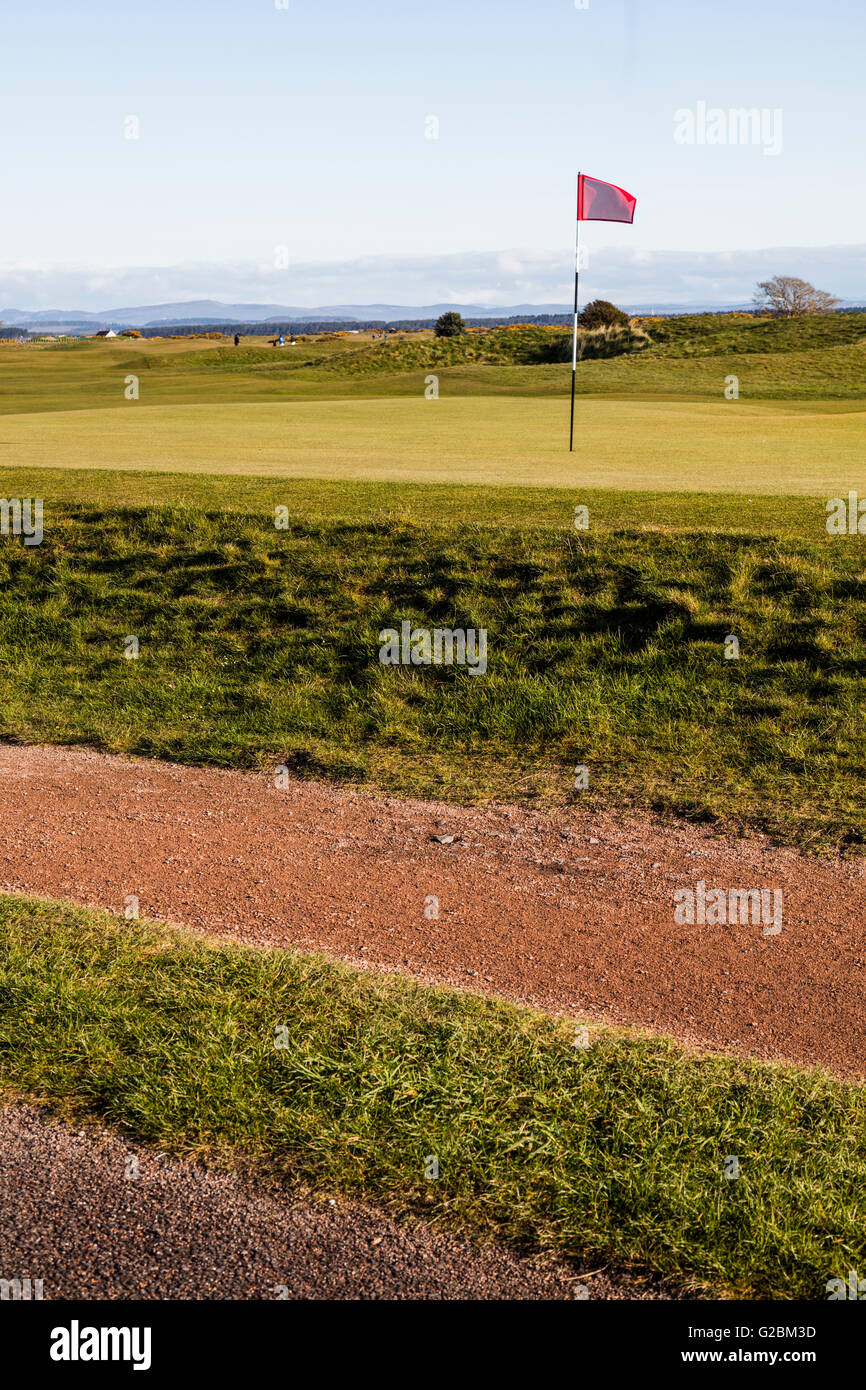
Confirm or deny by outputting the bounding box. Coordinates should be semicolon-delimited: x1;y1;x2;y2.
577;174;636;224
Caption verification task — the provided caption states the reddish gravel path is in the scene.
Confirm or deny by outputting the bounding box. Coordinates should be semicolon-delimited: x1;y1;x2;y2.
1;744;864;1077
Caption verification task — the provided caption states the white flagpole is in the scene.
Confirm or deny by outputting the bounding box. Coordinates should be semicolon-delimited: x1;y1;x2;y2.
569;172;580;452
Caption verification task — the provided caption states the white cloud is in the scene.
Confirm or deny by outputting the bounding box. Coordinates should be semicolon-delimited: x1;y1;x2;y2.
1;244;864;314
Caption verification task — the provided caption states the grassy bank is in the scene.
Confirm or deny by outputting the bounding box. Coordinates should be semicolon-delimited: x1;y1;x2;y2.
0;465;835;533
0;894;863;1299
0;493;863;850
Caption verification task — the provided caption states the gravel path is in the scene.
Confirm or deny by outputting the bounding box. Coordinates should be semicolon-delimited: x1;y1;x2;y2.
0;1104;678;1300
0;744;864;1076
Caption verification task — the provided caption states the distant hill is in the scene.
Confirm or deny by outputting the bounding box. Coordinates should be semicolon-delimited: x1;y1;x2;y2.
4;298;865;333
1;300;571;329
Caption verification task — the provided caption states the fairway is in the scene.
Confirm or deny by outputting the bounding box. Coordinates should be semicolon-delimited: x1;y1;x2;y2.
2;396;864;493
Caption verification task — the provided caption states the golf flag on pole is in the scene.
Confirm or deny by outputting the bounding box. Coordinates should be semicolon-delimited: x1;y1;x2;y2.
569;173;637;451
577;174;636;224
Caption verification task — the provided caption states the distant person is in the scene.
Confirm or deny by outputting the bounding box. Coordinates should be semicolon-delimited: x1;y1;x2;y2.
278;332;285;347
233;333;240;347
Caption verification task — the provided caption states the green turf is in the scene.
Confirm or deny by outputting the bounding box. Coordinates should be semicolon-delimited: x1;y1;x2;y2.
2;315;863;498
1;893;863;1299
1;397;863;494
2;311;865;416
0;494;862;851
0;465;833;535
0;313;862;848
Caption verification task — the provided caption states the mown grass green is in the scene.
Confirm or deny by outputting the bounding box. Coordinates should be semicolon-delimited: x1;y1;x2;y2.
1;397;863;494
1;893;863;1299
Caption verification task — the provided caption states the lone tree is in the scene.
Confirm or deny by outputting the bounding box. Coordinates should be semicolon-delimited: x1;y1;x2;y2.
434;310;465;337
753;276;839;317
578;299;630;330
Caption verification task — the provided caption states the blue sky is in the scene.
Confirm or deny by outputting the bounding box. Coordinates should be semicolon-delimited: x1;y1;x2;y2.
4;0;865;307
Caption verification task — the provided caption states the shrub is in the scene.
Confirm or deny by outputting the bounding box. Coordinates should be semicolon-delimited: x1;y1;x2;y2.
434;311;466;338
578;299;630;330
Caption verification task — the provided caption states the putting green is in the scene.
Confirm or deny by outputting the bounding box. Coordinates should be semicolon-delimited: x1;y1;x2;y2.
0;397;862;494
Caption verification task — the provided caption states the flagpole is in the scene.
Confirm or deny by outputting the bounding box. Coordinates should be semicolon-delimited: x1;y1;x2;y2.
569;172;580;452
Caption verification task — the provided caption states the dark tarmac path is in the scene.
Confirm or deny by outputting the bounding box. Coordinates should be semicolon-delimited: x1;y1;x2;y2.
0;1105;680;1302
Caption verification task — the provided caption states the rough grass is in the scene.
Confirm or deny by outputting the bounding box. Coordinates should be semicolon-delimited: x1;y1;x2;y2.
637;311;866;355
309;323;649;371
1;893;863;1300
0;498;862;851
